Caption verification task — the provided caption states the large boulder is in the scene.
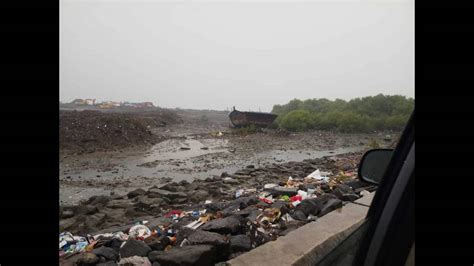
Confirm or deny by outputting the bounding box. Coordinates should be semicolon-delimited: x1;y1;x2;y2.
119;239;152;258
148;245;217;266
200;215;243;235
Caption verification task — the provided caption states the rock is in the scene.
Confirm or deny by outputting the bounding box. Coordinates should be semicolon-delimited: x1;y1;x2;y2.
134;196;164;210
205;202;228;213
156;182;180;192
220;172;230;178
235;195;259;207
187;230;228;246
319;198;343;217
264;186;298;197
188;190;209;203
92;246;119;261
148;188;187;200
119;239;152;258
106;199;133;209
200;215;243;235
292;210;307;221
175;227;196;246
86;195;111;206
230;235;252;252
103;238;124;253
75;253;100;265
127;188;146;199
73;205;99;215
148;245;217;266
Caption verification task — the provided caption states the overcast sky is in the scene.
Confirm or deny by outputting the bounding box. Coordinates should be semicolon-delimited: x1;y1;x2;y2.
60;0;414;112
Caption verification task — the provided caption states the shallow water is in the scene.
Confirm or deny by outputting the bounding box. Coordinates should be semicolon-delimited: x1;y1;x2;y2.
59;136;363;205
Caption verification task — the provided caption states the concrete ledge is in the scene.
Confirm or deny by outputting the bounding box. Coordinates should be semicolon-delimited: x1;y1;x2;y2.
227;194;374;266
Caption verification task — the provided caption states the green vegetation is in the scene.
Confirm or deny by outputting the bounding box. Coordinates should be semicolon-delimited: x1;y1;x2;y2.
231;124;262;135
272;94;414;132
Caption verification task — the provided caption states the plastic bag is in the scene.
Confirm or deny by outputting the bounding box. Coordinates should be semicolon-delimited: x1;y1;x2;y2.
128;224;152;240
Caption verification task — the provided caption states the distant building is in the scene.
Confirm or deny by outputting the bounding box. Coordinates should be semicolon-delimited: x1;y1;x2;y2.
85;99;96;105
98;101;120;109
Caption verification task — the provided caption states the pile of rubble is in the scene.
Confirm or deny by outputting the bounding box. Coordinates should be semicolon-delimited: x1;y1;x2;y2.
60;154;375;265
60;110;173;153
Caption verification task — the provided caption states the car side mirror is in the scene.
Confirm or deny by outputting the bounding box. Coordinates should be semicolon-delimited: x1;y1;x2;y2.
358;149;394;185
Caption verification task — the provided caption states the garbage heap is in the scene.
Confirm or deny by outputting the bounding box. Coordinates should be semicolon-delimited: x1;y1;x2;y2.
60;168;375;266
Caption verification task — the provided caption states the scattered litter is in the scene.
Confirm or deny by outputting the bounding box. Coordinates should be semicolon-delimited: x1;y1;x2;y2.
235;189;244;198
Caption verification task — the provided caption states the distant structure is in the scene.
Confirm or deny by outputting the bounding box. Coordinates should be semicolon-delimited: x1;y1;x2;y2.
121;101;155;108
228;107;277;127
70;99;95;105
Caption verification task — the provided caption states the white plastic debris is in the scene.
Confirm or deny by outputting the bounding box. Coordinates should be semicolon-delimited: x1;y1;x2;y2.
205;200;212;204
297;190;308;200
264;183;278;189
306;169;329;182
185;220;204;230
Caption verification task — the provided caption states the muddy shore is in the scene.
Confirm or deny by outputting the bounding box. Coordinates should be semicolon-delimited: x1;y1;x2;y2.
59;108;397;265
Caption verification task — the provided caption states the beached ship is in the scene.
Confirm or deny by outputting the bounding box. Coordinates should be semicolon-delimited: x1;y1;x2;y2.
228;108;278;127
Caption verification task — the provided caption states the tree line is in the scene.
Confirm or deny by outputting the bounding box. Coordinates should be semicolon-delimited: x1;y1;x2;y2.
271;94;414;132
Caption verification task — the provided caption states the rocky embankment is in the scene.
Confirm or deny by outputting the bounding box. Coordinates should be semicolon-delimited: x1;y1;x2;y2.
60;152;375;265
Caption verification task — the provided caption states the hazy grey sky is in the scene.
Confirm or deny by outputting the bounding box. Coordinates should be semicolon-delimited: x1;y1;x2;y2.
60;0;414;112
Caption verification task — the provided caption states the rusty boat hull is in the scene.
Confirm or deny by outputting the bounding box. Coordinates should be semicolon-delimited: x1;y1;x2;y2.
229;110;278;127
